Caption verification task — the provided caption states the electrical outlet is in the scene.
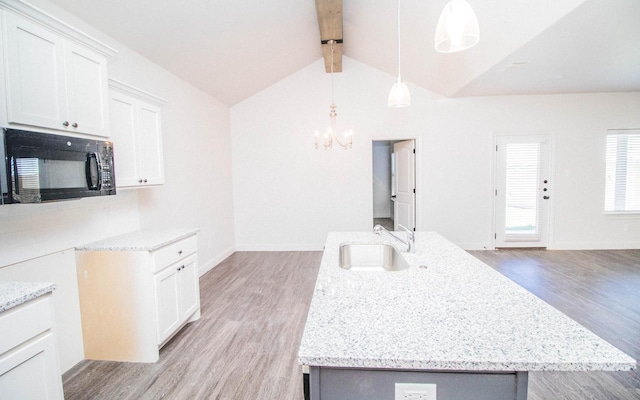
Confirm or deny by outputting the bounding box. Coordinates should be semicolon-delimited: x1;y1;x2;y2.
395;383;437;400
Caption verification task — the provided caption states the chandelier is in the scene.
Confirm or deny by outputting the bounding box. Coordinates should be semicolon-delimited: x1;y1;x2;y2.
314;40;353;150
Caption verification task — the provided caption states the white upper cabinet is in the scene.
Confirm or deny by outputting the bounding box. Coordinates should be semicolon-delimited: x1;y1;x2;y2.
4;13;67;130
109;79;166;188
64;41;109;135
0;1;115;137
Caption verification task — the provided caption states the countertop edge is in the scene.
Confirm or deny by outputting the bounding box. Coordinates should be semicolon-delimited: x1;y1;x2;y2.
297;355;637;372
75;228;199;251
0;282;56;313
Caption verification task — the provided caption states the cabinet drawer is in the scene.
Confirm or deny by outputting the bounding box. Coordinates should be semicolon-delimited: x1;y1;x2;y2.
0;296;53;355
151;235;197;273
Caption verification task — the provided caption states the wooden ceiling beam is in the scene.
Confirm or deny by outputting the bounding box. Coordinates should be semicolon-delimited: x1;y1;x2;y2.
315;0;343;73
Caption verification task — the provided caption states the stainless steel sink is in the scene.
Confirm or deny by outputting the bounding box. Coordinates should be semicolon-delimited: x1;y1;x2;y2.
338;244;409;271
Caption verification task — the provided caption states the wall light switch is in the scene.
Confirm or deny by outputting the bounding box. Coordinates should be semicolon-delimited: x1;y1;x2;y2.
395;383;437;400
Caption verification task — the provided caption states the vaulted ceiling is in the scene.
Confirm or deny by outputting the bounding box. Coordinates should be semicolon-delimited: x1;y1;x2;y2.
46;0;640;106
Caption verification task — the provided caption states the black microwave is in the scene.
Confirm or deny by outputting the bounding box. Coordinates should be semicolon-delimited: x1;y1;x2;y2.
1;129;116;204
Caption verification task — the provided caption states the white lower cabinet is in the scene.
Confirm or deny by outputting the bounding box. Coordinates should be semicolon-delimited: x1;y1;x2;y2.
0;294;64;400
76;234;200;363
154;254;199;344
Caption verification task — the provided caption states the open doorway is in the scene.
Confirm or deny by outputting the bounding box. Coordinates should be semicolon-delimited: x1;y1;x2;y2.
372;139;416;232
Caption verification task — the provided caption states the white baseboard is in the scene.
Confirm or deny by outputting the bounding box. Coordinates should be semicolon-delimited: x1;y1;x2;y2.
198;245;235;277
234;243;325;251
548;241;640;250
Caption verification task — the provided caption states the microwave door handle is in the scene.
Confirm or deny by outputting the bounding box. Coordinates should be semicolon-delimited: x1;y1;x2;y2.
85;152;102;190
11;156;19;194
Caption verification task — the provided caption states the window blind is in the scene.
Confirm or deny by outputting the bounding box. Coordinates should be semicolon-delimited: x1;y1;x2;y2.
605;130;640;213
504;142;543;241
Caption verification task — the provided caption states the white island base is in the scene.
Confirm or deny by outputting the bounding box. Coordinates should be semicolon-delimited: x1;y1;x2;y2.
298;232;636;400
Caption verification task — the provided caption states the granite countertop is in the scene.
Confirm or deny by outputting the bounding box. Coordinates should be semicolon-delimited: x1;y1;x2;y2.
76;228;198;251
0;282;56;313
298;232;637;372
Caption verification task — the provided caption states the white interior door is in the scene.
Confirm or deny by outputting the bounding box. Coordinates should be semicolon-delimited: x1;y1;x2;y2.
495;135;551;248
393;140;416;232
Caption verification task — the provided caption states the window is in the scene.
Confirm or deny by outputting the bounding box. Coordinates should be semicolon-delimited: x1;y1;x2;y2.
605;130;640;213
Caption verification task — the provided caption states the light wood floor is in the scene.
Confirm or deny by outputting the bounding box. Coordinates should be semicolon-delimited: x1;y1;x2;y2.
63;251;322;400
63;249;640;399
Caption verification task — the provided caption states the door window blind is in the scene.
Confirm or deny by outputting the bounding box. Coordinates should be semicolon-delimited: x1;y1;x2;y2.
605;130;640;213
504;142;543;241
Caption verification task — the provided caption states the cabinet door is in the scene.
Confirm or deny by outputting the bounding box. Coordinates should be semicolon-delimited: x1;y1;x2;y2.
64;41;109;137
178;255;200;319
154;264;181;345
137;103;165;185
3;13;67;130
0;333;64;400
109;92;140;187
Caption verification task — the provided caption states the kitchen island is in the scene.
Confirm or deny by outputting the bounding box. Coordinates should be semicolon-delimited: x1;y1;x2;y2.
298;232;636;400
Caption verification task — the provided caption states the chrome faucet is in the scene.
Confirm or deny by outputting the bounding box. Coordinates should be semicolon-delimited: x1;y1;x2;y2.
373;224;415;253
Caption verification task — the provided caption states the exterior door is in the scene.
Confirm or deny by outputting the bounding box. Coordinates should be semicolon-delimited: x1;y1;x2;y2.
393;140;416;232
494;135;551;248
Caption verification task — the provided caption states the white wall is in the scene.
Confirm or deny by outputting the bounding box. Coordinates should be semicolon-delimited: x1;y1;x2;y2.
1;0;235;372
231;57;640;251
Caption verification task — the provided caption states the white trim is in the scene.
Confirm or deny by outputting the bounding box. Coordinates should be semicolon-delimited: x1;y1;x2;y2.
548;241;640;250
0;0;117;58
197;245;235;277
492;131;556;250
108;78;168;106
369;136;422;231
603;212;640;218
235;243;325;252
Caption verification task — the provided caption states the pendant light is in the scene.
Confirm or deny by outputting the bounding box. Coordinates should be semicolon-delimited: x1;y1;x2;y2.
435;0;479;53
388;0;410;108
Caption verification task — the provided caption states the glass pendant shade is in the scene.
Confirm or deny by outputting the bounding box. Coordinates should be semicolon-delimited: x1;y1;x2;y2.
388;76;411;107
435;0;479;53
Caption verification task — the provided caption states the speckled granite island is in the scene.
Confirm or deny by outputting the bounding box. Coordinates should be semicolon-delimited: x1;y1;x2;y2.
76;228;200;362
298;232;636;400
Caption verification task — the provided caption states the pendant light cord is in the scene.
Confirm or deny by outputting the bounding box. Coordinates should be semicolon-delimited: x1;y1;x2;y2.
397;0;401;77
330;40;335;105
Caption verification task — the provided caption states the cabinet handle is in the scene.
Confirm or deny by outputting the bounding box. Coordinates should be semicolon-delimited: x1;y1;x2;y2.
178;250;183;255
181;265;185;270
177;267;181;271
143;179;148;183
62;121;69;127
72;122;78;128
138;179;143;183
